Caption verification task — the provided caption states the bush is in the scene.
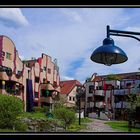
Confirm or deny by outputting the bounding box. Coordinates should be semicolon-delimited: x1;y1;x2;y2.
33;106;49;113
14;120;28;132
53;106;76;130
0;94;23;129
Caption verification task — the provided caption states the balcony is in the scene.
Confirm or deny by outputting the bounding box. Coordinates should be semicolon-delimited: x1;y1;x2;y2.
89;102;94;107
94;90;105;96
40;96;53;103
114;101;130;108
95;101;104;108
114;89;125;95
114;88;140;95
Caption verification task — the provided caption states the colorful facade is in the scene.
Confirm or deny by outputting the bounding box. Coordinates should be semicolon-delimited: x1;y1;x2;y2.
84;72;140;120
0;35;60;111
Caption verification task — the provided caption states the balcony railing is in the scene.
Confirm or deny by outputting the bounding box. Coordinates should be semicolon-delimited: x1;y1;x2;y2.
114;88;140;95
114;101;130;108
89;102;94;107
95;101;104;108
114;89;125;95
94;90;105;96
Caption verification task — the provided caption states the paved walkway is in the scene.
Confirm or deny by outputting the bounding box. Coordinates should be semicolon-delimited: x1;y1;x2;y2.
80;118;119;132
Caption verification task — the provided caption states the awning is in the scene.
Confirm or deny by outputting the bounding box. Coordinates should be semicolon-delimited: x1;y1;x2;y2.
40;83;54;91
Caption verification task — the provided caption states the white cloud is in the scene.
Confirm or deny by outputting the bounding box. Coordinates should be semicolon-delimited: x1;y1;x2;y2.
61;9;83;23
19;9;128;82
7;8;140;83
19;54;25;60
0;8;29;28
61;76;75;81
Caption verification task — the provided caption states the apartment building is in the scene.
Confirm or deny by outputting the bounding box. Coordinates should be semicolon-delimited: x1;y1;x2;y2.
84;72;140;120
0;35;60;111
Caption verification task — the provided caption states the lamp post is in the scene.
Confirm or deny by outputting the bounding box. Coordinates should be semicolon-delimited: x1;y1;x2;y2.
76;85;84;125
90;25;140;66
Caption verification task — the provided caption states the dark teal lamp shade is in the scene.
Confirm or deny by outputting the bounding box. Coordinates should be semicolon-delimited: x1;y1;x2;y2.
90;38;128;66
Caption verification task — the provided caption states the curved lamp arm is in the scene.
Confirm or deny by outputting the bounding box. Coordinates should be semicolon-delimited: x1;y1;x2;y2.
110;33;140;42
107;25;140;42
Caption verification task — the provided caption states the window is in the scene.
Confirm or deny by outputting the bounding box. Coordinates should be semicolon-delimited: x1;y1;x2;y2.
48;68;51;74
99;86;103;90
89;85;94;93
43;67;46;71
1;51;5;60
35;77;39;83
43;78;46;83
73;97;75;101
34;92;39;98
126;83;131;88
88;97;92;102
17;71;22;75
26;63;30;67
69;96;71;101
6;52;11;60
41;89;51;97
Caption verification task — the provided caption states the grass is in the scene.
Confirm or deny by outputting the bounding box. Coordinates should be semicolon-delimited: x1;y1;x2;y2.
80;117;93;123
19;112;47;119
68;117;93;132
105;121;140;132
68;122;86;132
0;129;17;132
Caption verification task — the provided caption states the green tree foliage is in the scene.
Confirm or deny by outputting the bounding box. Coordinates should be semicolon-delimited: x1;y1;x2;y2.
106;74;121;81
0;94;23;129
126;94;140;114
125;94;137;120
125;94;140;131
85;77;91;82
53;106;76;130
33;106;49;113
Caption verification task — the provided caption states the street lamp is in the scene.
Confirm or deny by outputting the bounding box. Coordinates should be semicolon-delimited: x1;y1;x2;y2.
91;25;140;66
76;85;84;125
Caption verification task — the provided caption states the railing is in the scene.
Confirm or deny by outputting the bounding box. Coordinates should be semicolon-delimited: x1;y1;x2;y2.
114;89;125;95
95;101;104;108
89;102;94;107
114;88;140;95
94;90;105;96
114;101;130;108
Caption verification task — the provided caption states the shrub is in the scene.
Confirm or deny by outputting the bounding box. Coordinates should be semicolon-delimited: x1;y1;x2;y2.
14;120;28;132
33;106;49;113
53;106;76;130
0;94;23;129
33;107;43;112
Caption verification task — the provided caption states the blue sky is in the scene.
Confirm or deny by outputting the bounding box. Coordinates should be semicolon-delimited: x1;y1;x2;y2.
0;8;140;83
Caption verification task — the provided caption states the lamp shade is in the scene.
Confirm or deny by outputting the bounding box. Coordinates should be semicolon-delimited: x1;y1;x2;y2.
90;37;128;66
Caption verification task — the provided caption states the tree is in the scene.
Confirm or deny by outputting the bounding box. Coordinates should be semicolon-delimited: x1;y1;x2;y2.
125;94;140;131
106;74;121;81
85;77;92;82
0;94;23;129
53;106;76;131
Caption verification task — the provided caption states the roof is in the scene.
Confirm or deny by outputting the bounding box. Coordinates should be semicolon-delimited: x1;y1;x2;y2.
92;76;102;82
60;80;82;94
100;71;140;80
